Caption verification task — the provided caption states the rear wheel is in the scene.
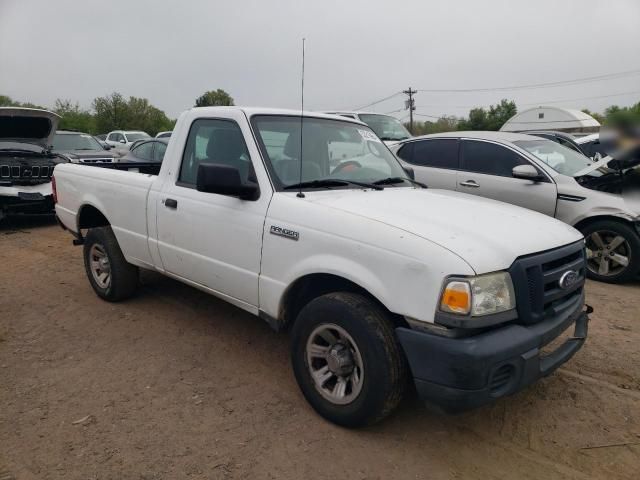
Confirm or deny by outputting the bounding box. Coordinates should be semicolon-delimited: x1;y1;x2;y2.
582;220;640;283
291;292;407;427
83;226;139;301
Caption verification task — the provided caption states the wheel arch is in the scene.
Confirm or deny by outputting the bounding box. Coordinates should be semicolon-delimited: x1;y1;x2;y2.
275;273;408;332
573;214;636;232
77;203;111;231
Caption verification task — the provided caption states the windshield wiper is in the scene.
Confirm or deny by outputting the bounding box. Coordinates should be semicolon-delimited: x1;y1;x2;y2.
373;176;427;188
284;179;383;191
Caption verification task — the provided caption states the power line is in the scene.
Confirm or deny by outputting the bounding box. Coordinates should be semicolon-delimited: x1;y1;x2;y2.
352;91;402;111
415;68;640;93
414;89;640;110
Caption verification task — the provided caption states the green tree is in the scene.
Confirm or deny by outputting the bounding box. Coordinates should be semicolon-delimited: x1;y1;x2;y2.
0;95;19;107
194;89;234;107
581;108;605;124
456;99;516;131
92;92;129;133
54;99;96;133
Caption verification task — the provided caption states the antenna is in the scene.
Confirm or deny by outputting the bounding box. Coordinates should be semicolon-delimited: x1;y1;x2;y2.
297;38;306;198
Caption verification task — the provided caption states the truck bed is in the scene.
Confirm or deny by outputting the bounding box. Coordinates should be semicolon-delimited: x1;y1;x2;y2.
54;162;157;267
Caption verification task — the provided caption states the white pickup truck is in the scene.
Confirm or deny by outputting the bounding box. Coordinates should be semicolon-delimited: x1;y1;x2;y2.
54;107;590;427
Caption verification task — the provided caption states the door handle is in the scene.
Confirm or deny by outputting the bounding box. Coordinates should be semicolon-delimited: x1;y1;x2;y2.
164;198;178;209
459;180;480;188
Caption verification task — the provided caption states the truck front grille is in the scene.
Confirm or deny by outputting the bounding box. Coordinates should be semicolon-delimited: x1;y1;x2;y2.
0;164;54;180
509;241;586;325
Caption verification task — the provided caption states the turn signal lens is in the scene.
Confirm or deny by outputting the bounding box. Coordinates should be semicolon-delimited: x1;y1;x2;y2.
440;281;471;314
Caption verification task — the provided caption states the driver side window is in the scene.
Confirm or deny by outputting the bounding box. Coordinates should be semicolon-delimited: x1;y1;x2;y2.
178;119;251;186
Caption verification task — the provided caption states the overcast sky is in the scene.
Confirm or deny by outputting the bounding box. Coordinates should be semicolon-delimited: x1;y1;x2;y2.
1;0;639;121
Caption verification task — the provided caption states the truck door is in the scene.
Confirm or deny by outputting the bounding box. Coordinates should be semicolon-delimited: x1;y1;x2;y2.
155;116;270;307
456;139;557;217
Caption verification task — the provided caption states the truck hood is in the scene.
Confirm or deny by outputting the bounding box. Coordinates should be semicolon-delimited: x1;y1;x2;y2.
306;188;582;273
0;107;60;150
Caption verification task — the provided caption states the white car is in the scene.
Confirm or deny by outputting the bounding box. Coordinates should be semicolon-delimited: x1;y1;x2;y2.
390;131;640;283
104;130;151;152
54;107;590;427
323;111;411;146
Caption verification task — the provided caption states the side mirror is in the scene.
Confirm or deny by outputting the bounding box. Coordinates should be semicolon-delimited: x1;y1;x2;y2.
403;166;415;180
196;163;259;200
512;164;543;181
119;139;126;144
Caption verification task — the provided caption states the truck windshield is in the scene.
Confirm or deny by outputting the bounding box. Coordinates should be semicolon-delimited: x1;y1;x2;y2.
514;139;595;177
252;115;410;190
125;132;150;142
52;133;103;151
358;114;411;142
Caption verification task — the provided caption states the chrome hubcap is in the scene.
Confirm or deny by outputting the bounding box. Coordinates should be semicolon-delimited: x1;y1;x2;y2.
585;230;630;277
89;244;111;289
306;324;364;405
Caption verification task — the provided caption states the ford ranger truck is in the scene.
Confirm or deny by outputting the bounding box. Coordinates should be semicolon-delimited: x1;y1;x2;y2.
54;107;591;427
0;107;66;221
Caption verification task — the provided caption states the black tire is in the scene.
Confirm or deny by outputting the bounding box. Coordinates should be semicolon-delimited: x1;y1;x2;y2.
581;219;640;284
291;292;407;427
83;226;139;301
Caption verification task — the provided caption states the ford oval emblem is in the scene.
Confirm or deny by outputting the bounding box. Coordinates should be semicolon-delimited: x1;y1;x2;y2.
558;270;579;290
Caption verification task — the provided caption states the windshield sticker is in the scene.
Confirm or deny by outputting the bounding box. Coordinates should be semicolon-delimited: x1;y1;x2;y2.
358;129;381;143
81;134;92;138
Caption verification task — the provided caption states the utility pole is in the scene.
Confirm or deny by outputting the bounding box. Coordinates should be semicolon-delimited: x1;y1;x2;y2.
403;87;417;134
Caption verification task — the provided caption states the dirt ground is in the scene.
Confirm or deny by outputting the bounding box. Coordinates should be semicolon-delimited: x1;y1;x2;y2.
1;216;639;480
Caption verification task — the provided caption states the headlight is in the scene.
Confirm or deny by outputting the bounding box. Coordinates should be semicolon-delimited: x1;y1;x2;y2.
440;272;515;317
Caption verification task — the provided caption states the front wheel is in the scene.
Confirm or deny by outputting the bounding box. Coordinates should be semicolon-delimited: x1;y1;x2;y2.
83;226;139;301
582;220;640;283
290;292;407;427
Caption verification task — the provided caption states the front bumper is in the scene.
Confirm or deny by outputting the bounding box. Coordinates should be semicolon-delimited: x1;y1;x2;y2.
396;301;590;413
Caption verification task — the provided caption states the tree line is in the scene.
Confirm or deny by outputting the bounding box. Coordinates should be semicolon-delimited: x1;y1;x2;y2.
405;99;640;135
0;89;235;136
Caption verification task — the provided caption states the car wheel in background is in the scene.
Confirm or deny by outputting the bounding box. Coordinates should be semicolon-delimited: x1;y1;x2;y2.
582;220;640;283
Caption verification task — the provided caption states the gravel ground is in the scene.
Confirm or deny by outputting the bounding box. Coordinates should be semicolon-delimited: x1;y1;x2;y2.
1;216;639;480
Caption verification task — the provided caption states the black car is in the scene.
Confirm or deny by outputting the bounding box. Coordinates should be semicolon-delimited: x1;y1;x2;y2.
52;130;120;163
526;131;587;156
0;108;67;221
119;138;168;163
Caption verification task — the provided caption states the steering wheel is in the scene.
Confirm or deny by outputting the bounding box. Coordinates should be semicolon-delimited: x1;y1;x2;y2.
333;160;362;174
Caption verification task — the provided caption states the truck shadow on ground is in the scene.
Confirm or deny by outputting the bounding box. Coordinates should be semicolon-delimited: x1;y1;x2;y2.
0;214;57;233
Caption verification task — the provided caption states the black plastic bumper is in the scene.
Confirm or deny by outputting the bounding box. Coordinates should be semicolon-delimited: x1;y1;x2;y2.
396;304;590;413
0;193;54;215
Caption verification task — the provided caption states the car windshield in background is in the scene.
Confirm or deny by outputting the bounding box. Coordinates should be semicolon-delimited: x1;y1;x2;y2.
514;139;595;177
358;114;411;142
126;133;150;142
52;133;103;151
252;115;409;190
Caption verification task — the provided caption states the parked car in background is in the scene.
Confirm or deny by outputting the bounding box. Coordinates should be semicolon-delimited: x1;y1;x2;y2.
118;138;168;163
54;107;591;427
155;131;172;139
0;107;67;221
104;130;151;152
52;130;120;163
391;131;640;283
526;131;586;155
323;111;411;145
576;133;608;159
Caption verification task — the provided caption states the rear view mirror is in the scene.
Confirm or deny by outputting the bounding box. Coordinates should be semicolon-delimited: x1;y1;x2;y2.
403;166;415;180
512;164;543;181
196;163;259;200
